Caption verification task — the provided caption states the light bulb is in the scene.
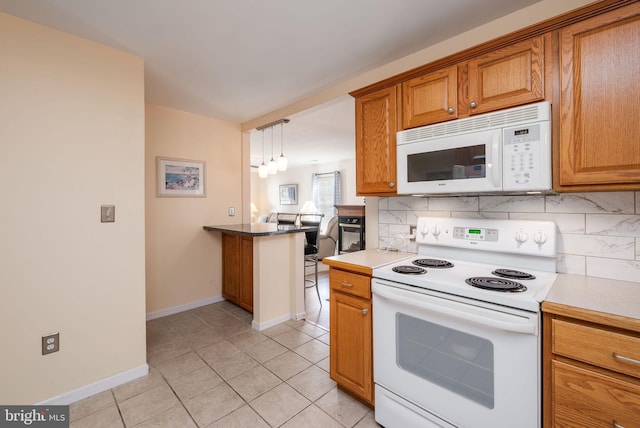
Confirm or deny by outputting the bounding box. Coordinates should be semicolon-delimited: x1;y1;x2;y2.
267;158;278;175
277;154;288;171
258;163;268;178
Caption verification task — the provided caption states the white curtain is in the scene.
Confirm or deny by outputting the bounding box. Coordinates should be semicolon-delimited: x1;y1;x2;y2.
311;171;341;233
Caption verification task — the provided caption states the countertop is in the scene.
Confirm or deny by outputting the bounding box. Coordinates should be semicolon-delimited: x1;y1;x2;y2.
203;223;314;237
325;251;640;329
322;249;413;275
543;273;640;331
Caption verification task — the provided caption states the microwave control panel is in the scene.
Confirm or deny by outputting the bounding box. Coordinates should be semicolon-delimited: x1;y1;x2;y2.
502;122;551;191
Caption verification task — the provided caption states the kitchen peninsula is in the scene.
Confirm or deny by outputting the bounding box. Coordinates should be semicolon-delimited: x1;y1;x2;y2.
203;223;314;330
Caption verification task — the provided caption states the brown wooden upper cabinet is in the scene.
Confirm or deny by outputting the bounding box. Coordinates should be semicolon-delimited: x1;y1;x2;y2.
402;65;458;128
355;85;399;195
352;1;640;196
557;3;640;191
402;35;548;129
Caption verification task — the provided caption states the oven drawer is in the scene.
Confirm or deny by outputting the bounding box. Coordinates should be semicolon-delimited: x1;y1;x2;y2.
330;269;370;299
552;319;640;379
552;360;640;427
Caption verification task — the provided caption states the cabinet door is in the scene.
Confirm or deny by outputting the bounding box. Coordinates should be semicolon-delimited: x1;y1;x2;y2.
558;4;640;189
330;290;373;405
552;360;640;428
239;235;253;312
467;35;546;115
355;85;398;195
402;66;458;128
221;233;240;302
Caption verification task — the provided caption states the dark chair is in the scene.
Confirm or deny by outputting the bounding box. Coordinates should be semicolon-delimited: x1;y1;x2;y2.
300;213;324;305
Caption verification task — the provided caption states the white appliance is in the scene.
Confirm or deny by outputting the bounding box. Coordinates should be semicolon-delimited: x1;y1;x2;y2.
372;217;558;428
396;102;552;195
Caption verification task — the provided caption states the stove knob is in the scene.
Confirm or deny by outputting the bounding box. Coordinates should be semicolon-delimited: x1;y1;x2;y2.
420;224;429;238
515;230;528;243
533;231;547;245
431;225;441;237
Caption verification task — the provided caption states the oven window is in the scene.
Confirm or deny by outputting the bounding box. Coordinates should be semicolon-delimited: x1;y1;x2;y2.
407;144;486;182
396;313;494;408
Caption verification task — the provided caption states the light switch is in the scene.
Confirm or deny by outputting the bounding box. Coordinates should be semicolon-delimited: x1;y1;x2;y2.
228;207;235;216
101;205;115;222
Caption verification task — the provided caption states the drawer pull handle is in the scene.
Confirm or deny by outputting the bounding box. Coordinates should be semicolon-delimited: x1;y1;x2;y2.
340;281;354;287
613;353;640;366
613;421;624;428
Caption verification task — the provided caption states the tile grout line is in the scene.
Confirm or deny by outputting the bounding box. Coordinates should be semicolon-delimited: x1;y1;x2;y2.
72;297;363;428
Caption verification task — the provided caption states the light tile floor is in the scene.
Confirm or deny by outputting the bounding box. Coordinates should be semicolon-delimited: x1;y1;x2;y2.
69;297;379;427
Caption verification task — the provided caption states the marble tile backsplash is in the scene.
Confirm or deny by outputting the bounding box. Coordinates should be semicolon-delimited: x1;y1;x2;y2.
378;192;640;284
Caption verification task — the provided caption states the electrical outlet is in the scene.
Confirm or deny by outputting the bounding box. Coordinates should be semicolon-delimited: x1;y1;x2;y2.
101;205;115;222
409;225;417;241
228;207;235;216
42;333;59;355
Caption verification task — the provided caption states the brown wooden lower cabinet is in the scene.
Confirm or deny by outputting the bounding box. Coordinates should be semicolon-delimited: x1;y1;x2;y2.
329;267;374;406
221;233;253;312
543;303;640;427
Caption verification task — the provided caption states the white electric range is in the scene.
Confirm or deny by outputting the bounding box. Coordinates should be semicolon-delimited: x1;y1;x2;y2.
372;216;558;428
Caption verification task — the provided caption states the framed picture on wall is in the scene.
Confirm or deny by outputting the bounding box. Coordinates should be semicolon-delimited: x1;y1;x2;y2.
156;157;206;197
279;184;298;205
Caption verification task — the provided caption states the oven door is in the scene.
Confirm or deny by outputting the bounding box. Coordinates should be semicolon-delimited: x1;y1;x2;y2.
396;128;501;195
372;279;540;428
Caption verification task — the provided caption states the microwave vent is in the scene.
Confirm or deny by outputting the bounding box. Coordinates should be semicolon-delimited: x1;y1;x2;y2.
398;102;549;144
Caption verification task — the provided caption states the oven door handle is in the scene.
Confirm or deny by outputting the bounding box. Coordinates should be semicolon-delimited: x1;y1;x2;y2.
373;282;537;335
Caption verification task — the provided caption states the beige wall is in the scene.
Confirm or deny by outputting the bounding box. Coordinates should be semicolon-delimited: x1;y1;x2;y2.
145;105;242;315
0;12;146;403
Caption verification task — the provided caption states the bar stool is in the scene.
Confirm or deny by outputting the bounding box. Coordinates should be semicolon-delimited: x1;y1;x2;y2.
276;212;299;225
300;213;324;306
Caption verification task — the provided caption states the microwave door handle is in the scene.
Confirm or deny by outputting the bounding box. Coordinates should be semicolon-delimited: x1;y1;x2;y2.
490;133;500;187
373;281;537;335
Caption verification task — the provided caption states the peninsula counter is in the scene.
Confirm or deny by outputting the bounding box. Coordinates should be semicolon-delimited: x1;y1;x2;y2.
203;223;315;330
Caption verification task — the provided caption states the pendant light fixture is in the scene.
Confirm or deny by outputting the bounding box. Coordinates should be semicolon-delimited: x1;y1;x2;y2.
277;121;288;171
258;129;268;178
256;118;290;177
267;127;278;175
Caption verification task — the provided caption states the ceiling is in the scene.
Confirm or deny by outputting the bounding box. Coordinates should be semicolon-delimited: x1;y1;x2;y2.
0;0;541;168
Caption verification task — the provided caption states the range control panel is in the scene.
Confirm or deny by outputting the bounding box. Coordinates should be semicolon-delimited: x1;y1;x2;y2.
416;217;557;257
453;227;498;242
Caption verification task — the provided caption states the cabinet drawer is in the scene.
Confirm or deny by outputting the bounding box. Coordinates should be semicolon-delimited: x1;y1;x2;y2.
552;360;640;427
330;269;371;299
552;319;640;379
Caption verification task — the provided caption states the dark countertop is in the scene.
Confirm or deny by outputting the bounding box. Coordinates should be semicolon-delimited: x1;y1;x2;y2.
203;223;316;237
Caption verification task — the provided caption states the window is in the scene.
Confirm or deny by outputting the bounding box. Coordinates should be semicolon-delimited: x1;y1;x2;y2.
311;171;341;233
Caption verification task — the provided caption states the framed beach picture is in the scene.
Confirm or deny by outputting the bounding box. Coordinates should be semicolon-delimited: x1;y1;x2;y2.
156;157;206;197
279;184;298;205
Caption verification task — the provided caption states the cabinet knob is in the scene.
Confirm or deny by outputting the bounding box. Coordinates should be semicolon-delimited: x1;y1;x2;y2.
447;107;454;114
470;101;477;108
362;309;368;315
389;182;395;188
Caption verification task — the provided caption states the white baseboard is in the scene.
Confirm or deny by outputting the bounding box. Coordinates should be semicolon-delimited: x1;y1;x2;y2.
252;313;300;331
146;295;225;321
293;311;307;321
37;364;148;405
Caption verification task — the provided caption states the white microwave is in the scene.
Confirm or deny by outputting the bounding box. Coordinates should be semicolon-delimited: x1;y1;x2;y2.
396;102;552;195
